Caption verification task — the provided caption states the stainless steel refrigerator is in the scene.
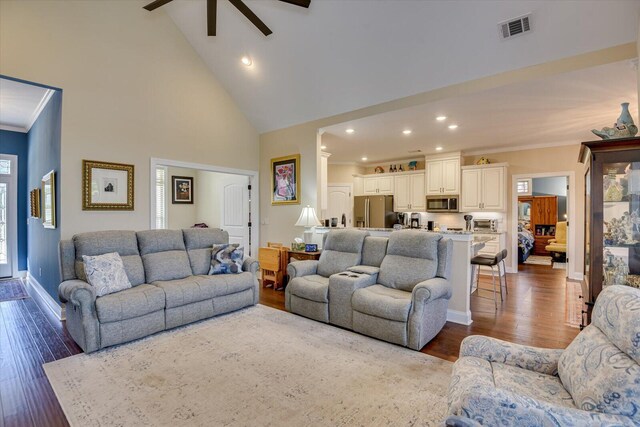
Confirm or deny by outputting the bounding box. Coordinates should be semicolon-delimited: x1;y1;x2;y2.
354;195;395;228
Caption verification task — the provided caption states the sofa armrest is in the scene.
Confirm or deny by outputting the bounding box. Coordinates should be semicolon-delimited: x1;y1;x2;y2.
346;265;380;276
444;416;481;427
59;279;96;307
243;256;259;275
411;277;452;305
287;260;319;278
460;335;563;375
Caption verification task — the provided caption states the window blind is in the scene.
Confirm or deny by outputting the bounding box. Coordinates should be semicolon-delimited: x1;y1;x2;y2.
155;167;167;229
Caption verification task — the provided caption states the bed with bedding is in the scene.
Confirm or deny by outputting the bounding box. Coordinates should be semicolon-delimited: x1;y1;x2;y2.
518;223;535;263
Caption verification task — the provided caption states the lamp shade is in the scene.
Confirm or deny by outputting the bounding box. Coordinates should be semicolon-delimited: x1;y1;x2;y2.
295;205;321;227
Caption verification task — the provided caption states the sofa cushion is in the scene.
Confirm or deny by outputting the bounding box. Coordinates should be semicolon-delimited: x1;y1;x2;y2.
137;230;192;282
361;236;389;267
209;244;244;275
352;284;412;322
82;252;132;297
153;272;255;309
182;228;229;275
492;362;576;409
378;231;441;291
558;325;640;420
316;229;369;277
590;284;640;365
95;284;165;323
73;230;145;286
287;275;329;303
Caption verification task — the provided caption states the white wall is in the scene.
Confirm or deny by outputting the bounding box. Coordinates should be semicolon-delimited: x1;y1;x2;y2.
0;1;259;239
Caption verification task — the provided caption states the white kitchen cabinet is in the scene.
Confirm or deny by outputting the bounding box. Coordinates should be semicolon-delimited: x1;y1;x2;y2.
393;172;425;211
425;156;460;195
353;176;364;196
363;175;394;195
460;164;507;212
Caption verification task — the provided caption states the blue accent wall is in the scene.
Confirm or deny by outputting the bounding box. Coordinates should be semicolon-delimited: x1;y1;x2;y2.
0;130;28;271
27;90;62;301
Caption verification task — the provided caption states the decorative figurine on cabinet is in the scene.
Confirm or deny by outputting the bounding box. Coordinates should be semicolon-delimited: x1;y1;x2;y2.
592;102;638;140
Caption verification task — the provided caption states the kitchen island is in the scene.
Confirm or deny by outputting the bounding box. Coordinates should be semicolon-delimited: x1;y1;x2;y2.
356;227;489;325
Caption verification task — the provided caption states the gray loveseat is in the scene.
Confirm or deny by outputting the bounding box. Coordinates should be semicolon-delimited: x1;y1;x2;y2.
286;229;453;350
58;228;259;353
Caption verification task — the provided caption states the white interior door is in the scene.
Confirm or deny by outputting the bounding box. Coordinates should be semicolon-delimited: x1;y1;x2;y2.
221;177;250;252
0;155;17;278
327;185;352;227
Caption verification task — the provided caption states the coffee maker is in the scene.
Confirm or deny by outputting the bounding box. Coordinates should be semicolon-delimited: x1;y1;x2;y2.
396;212;407;227
410;213;421;229
464;215;473;232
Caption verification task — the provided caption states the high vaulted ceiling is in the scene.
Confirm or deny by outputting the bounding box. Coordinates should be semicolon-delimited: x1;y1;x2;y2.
165;0;640;133
321;60;639;164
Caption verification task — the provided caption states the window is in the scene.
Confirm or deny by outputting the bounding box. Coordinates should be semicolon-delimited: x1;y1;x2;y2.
0;159;10;175
517;178;532;195
155;167;167;229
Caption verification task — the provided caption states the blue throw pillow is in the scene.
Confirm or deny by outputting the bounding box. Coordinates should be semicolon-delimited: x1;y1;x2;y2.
209;244;244;275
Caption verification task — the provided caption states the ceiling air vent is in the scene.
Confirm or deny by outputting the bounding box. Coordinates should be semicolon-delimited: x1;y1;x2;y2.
498;13;532;40
408;149;422;154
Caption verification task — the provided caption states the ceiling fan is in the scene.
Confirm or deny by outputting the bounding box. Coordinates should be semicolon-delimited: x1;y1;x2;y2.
143;0;310;36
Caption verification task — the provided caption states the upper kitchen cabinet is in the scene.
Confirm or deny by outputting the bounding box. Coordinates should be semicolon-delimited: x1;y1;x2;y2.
394;172;426;211
425;154;460;195
460;163;508;212
363;175;394;195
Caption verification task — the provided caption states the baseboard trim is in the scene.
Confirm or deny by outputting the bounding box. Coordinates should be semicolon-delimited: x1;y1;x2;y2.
447;309;472;326
568;272;583;282
25;273;65;321
16;270;28;278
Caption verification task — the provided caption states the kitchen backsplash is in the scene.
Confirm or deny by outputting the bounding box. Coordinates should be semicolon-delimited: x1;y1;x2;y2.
402;211;506;231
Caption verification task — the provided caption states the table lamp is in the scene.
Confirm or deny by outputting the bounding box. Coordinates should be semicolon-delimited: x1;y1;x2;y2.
295;205;321;244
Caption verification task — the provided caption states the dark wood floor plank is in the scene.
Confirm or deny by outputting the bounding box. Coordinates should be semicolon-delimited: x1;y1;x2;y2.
0;301;69;426
0;303;35;427
18;299;72;361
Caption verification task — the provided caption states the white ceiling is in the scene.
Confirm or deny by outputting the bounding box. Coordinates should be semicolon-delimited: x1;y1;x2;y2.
321;60;639;164
165;0;640;133
0;78;54;133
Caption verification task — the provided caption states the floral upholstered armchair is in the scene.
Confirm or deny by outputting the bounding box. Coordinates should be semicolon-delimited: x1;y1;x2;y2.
447;285;640;426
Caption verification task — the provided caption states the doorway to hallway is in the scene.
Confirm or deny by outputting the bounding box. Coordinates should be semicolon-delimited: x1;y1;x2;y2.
0;154;17;278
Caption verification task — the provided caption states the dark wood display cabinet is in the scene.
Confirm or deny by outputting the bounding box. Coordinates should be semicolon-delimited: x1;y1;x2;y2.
579;137;640;326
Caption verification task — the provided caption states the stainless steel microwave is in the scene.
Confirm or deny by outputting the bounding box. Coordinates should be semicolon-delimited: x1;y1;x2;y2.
426;196;459;212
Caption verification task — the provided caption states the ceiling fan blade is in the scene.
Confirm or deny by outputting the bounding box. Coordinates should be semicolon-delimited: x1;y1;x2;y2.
207;0;217;36
278;0;310;8
143;0;175;12
228;0;272;36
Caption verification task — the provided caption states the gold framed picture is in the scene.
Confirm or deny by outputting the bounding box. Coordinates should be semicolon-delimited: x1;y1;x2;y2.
271;154;300;205
42;170;56;229
82;160;134;210
30;188;40;218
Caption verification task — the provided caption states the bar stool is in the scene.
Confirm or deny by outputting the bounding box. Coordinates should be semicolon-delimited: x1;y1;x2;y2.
471;249;508;309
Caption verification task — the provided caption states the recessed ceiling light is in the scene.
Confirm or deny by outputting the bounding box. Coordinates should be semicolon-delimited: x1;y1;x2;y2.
402;129;412;135
241;56;252;66
346;128;355;134
435;146;443;151
436;116;447;121
448;124;458;130
320;145;327;149
361;156;368;161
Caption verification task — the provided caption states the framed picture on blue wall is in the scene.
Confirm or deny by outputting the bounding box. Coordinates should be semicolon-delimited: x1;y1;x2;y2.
42;170;56;229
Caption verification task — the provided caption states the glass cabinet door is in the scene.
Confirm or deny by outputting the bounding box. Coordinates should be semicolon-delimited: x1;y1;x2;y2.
602;161;640;289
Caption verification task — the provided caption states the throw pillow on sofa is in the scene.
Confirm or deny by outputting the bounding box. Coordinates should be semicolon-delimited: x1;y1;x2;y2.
82;252;132;297
209;244;244;275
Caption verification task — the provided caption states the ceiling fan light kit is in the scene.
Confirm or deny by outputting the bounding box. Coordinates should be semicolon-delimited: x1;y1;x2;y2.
144;0;310;37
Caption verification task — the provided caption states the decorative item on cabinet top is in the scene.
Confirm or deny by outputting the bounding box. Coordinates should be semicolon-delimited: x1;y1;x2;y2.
374;166;384;174
592;102;638;140
475;157;491;165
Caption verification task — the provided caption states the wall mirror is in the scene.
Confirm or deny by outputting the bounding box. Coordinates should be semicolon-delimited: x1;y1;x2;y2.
42;170;56;229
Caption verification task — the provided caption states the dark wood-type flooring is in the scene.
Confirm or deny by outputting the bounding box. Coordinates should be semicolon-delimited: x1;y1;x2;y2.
1;265;579;426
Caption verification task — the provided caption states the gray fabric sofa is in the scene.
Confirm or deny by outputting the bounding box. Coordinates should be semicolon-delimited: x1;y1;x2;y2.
58;228;259;353
286;229;453;350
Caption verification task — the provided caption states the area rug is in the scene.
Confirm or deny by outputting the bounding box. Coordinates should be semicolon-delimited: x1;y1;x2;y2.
524;255;552;266
44;305;453;426
0;278;29;302
565;281;584;328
